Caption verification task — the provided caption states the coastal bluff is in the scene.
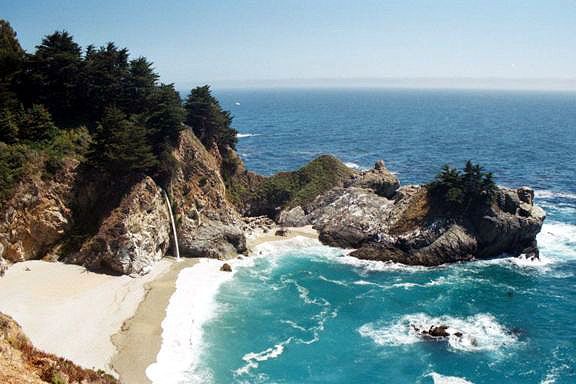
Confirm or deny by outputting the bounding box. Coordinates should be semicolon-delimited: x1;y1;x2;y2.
277;160;545;266
0;132;545;273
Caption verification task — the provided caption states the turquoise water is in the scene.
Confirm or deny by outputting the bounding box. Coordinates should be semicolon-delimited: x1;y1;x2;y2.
187;89;576;383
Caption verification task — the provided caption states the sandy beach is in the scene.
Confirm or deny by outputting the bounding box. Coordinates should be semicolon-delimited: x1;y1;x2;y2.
0;226;319;383
111;258;197;384
0;258;174;374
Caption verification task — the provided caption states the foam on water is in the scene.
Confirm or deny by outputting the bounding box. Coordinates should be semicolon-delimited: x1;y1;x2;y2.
358;313;517;353
146;256;260;383
234;338;292;376
237;133;261;138
427;372;474;384
534;190;576;201
537;222;576;260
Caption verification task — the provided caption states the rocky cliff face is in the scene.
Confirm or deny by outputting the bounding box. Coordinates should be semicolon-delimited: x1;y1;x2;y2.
0;158;78;264
278;161;545;266
65;177;171;275
0;312;117;384
0;128;248;275
167;129;247;259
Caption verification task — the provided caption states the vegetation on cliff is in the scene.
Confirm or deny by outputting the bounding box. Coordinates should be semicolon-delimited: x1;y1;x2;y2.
0;19;238;207
243;155;354;217
428;160;496;212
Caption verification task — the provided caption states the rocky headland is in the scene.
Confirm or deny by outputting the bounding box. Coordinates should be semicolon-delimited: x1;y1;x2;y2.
0;137;546;275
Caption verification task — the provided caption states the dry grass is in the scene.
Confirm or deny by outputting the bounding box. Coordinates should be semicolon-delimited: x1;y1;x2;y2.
389;188;431;234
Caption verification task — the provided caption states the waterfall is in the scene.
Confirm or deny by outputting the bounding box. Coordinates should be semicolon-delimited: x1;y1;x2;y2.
163;191;181;261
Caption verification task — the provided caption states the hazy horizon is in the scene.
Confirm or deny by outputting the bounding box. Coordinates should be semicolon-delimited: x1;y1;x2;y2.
3;1;575;92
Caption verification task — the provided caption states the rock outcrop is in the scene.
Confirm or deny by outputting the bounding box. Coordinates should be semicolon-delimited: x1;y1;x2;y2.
346;160;400;198
168;129;247;259
0;158;78;264
66;177;171;275
0;312;117;384
283;164;545;266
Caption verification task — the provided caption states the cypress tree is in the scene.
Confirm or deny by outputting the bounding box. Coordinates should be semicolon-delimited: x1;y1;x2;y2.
90;107;158;176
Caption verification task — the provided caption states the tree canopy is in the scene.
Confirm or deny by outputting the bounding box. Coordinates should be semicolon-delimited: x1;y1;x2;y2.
184;85;237;153
0;19;228;200
428;160;497;211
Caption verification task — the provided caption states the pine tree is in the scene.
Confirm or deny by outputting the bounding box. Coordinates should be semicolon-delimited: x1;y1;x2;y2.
184;85;237;152
90;107;158;176
18;104;58;143
0;108;19;143
25;31;83;126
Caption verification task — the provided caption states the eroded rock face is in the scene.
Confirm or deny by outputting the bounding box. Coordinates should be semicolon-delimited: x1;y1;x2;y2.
298;180;545;266
168;129;247;259
277;206;309;227
347;160;400;198
67;177;170;275
0;158;78;264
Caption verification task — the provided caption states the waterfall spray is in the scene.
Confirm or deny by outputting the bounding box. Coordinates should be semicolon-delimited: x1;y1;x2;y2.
163;190;181;261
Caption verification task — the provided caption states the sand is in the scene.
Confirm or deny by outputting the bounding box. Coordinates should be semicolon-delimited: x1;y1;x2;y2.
0;258;173;374
247;225;319;249
111;258;197;384
0;225;319;383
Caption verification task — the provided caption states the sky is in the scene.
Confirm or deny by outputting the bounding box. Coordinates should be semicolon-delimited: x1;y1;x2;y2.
2;0;576;90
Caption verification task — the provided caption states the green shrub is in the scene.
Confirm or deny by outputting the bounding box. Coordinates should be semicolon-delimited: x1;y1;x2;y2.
0;142;29;202
428;160;496;212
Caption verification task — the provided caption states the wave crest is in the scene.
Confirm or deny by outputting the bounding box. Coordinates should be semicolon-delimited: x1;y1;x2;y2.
358;313;517;353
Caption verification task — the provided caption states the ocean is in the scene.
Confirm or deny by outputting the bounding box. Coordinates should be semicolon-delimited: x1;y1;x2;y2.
148;89;576;384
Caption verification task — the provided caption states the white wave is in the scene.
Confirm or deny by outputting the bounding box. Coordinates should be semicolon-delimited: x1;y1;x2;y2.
331;254;431;274
344;161;368;171
234;338;292;376
147;236;331;383
428;372;474;384
146;256;258;384
537;221;576;260
237;133;261;138
358;313;517;353
318;275;349;286
534;190;576;201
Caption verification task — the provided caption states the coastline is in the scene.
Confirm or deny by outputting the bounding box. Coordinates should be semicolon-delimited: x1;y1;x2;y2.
114;225;319;383
0;258;173;374
0;226;320;384
111;257;198;384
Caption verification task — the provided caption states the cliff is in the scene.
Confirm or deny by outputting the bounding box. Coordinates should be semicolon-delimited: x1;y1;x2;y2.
0;128;248;275
0;312;117;384
276;161;545;266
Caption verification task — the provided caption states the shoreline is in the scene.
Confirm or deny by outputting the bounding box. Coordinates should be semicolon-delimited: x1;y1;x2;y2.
114;225;319;383
111;257;198;384
0;226;320;384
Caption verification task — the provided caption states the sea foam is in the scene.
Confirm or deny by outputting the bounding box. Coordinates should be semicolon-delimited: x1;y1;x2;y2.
146;256;260;383
146;236;328;383
358;313;517;353
427;372;474;384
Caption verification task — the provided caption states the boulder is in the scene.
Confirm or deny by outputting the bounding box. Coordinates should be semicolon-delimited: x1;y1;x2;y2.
347;160;400;198
277;206;309;227
220;263;232;272
178;219;247;259
68;177;171;275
